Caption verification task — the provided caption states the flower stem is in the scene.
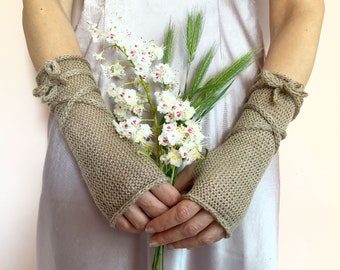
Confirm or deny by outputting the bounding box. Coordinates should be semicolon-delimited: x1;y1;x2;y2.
170;166;177;185
139;79;163;162
184;61;192;95
152;246;164;270
119;80;138;88
151;166;177;270
115;44;163;162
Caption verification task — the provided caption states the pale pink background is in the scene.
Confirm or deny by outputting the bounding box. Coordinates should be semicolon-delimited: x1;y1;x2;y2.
1;1;339;269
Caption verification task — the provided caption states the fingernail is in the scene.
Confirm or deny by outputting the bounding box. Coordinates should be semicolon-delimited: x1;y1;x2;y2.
145;227;155;234
149;240;159;247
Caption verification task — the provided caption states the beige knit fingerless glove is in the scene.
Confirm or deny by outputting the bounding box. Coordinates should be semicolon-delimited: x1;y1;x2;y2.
34;55;168;226
184;70;307;236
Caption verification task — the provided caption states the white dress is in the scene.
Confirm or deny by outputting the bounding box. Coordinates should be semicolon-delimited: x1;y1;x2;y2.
37;0;280;269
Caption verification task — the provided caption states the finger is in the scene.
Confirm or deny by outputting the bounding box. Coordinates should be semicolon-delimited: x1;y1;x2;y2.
115;215;140;234
146;200;201;233
149;209;215;247
150;183;181;207
167;221;226;249
123;204;150;231
136;190;169;218
174;163;195;192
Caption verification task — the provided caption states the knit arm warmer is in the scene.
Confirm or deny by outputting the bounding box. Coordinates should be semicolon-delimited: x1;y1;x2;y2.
184;70;307;236
34;55;168;226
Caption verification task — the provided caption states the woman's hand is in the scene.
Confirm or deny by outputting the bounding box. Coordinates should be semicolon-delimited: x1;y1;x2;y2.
115;163;195;235
115;182;182;233
146;200;226;249
145;165;226;249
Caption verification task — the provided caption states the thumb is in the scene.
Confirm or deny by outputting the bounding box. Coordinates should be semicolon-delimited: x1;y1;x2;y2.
174;163;195;192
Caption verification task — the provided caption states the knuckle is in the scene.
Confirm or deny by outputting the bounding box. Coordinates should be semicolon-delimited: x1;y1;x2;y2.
175;204;191;223
197;234;216;246
182;223;201;237
138;195;153;209
134;220;147;231
167;193;180;206
116;221;137;234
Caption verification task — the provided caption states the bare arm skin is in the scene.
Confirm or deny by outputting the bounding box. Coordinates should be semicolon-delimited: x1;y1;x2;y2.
22;0;81;70
146;0;325;249
264;0;324;84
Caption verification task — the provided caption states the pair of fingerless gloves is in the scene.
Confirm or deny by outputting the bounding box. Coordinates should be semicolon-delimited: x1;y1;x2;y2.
34;55;306;236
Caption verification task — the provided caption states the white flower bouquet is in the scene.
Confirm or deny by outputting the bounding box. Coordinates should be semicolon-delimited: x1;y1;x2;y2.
88;11;255;270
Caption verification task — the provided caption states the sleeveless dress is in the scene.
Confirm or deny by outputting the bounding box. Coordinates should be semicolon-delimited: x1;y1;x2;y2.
37;1;280;269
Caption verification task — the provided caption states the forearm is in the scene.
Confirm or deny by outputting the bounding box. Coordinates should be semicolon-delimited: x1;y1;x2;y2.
22;0;80;70
264;0;324;84
180;1;324;236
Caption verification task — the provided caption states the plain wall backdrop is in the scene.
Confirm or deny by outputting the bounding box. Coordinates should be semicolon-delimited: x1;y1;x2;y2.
1;1;339;269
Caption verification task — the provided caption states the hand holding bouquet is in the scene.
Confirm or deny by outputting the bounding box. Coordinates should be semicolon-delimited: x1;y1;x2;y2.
89;11;255;270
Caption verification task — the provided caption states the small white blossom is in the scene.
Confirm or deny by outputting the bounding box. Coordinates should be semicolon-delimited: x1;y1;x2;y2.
179;143;202;165
132;104;145;117
112;62;126;78
146;42;164;61
113;104;129;121
113;117;152;144
101;64;114;79
159;123;184;147
94;52;105;61
126;41;147;60
135;124;152;143
121;88;138;108
155;91;177;114
88;21;106;42
104;16;127;45
182;101;196;120
134;63;151;78
101;63;126;79
107;84;146;113
155;91;196;122
106;30;125;45
107;82;119;97
152;63;175;85
160;149;182;167
184;120;205;144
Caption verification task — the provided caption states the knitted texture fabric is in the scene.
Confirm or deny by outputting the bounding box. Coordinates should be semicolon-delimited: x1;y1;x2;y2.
184;70;307;236
34;55;168;226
